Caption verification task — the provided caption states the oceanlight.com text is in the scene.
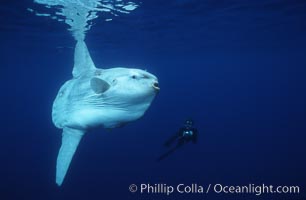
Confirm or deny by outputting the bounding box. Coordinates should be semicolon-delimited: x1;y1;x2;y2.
213;183;300;196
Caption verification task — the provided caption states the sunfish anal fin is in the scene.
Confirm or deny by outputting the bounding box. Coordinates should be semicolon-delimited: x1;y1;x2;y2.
56;128;84;186
73;40;96;78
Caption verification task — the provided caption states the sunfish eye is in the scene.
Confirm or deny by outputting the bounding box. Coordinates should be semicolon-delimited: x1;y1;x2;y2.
131;75;137;79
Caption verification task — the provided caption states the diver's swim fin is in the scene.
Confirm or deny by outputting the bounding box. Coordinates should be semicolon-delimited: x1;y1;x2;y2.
157;144;182;162
56;128;84;186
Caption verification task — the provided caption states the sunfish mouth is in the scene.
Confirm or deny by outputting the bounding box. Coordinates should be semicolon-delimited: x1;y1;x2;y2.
152;82;160;91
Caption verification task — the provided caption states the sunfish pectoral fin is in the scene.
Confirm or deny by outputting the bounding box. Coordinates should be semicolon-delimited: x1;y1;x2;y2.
56;128;84;186
73;40;96;78
90;77;110;94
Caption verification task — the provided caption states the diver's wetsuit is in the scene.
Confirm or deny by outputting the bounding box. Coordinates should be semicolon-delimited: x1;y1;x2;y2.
158;123;198;161
165;127;198;147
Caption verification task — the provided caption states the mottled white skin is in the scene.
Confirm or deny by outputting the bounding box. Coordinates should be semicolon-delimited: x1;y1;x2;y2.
52;40;159;186
52;68;158;130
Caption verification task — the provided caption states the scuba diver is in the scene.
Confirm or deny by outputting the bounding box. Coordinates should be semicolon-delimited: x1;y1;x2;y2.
157;119;198;161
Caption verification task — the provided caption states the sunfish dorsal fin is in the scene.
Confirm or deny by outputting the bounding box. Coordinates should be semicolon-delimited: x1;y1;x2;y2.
73;40;96;78
56;128;84;186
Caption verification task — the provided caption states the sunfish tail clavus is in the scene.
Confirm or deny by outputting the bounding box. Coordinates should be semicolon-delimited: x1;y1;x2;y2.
52;40;159;186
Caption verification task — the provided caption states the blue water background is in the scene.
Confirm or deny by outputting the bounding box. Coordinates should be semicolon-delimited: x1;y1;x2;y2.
0;0;306;199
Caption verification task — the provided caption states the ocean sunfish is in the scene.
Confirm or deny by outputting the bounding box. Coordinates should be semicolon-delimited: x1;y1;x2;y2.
52;40;159;186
